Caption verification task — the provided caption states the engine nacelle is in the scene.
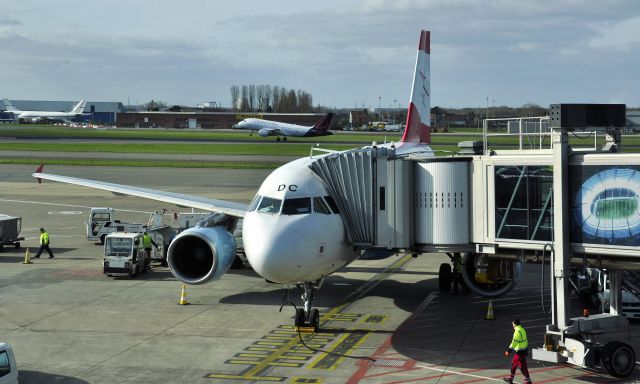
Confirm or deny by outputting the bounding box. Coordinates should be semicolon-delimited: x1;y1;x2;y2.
461;253;522;298
258;128;274;137
167;225;236;285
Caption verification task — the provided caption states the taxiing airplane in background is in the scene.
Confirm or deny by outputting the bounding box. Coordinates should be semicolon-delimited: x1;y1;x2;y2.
33;31;511;331
233;113;334;141
2;99;87;122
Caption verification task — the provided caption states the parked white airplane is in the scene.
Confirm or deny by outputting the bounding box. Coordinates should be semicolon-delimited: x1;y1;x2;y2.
35;31;502;330
3;99;87;122
233;113;333;141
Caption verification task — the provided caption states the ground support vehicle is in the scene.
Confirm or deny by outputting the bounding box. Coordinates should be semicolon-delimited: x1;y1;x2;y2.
0;342;18;384
86;207;145;244
0;215;24;251
103;232;150;277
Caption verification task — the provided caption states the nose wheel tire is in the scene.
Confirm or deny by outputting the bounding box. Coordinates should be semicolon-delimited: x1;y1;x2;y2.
294;307;320;333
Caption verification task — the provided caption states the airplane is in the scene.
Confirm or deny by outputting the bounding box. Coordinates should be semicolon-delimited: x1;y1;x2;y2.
2;99;87;122
232;113;334;141
33;30;512;331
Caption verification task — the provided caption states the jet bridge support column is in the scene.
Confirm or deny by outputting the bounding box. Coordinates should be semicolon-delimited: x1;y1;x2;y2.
533;104;636;378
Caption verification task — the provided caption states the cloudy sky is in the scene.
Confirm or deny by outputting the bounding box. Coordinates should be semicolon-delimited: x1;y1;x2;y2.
1;0;639;109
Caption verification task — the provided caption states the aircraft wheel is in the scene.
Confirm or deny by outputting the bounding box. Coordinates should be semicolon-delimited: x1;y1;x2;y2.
15;242;20;249
309;308;320;331
0;245;4;252
439;263;452;292
602;341;635;378
276;137;281;142
295;308;305;328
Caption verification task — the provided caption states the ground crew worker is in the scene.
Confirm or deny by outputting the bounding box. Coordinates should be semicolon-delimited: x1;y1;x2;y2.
142;231;159;258
35;227;54;259
451;253;463;294
503;319;532;384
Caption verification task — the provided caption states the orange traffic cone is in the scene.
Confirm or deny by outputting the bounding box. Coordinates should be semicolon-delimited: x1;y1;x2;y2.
485;299;495;320
179;284;190;305
23;248;32;264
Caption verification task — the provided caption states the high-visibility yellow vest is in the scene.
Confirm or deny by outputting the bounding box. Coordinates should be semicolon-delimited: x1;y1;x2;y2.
509;325;528;351
40;232;50;245
143;234;152;248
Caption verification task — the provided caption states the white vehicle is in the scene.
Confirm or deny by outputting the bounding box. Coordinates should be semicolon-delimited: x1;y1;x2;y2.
33;30;435;330
0;342;18;384
233;113;333;141
145;226;176;267
86;207;145;243
592;269;640;319
2;99;86;122
103;232;150;277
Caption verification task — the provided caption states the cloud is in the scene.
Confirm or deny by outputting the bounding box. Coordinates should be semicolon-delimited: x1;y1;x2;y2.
588;16;640;51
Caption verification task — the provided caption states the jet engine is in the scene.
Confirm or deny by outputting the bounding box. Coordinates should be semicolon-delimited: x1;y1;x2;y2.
258;129;275;137
460;253;521;298
167;215;237;285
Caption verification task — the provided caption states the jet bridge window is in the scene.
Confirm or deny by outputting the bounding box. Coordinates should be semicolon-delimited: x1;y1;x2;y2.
257;196;282;214
282;197;311;215
313;197;331;214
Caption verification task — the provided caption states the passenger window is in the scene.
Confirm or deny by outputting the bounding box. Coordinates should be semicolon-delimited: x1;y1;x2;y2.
248;195;262;212
282;198;311;215
313;197;331;214
324;196;340;214
0;351;10;377
257;197;282;214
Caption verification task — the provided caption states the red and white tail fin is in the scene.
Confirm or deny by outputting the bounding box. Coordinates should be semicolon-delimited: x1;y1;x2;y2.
401;30;431;144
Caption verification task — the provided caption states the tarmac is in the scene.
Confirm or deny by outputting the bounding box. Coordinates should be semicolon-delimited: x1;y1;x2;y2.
1;164;640;383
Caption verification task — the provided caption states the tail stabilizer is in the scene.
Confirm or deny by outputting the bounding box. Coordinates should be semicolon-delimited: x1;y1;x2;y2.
400;30;431;144
312;113;334;131
70;100;86;114
3;99;21;112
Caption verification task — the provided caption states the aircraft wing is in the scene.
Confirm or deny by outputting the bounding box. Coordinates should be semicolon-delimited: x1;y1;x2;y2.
33;171;247;218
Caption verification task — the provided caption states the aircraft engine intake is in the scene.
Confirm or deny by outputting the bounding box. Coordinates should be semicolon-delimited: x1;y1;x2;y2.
258;128;274;137
167;226;237;285
461;252;521;298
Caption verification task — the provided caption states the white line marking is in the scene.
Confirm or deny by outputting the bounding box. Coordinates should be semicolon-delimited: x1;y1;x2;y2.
414;363;506;382
0;198;152;214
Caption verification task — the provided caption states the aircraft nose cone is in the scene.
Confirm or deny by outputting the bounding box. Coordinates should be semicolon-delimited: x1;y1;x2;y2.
244;223;307;283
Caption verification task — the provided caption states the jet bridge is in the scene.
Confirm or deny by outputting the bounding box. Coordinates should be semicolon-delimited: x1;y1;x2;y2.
310;103;640;378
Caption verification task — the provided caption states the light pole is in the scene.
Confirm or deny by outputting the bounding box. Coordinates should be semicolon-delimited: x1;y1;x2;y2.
378;96;382;122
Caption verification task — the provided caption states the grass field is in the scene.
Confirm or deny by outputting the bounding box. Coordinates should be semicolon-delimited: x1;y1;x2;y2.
0;124;637;168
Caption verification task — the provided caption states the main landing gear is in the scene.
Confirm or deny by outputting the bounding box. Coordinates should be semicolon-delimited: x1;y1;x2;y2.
294;281;321;332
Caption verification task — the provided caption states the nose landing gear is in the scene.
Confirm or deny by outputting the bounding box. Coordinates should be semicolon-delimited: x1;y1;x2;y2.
294;281;321;332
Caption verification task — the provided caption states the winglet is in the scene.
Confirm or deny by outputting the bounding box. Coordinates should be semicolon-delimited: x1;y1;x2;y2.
34;163;44;184
400;30;431;144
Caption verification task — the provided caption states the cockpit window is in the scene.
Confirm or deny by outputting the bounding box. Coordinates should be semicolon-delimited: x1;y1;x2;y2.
257;196;282;214
248;195;262;212
282;197;311;215
324;195;340;214
313;197;331;214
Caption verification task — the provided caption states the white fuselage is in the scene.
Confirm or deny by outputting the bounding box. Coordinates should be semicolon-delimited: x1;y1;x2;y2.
14;110;81;120
242;156;356;283
234;118;324;138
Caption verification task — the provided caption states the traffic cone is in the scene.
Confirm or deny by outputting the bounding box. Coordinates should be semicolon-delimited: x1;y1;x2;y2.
178;284;190;305
23;248;32;264
485;299;495;320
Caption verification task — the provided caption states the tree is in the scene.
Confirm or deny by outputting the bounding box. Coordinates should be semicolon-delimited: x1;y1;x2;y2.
230;85;240;110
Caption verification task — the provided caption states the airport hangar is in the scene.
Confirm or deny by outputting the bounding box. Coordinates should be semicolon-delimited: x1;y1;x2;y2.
0;99;328;129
